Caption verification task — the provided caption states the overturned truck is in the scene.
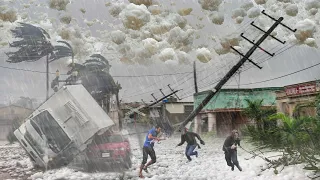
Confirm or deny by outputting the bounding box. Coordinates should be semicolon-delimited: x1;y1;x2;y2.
14;85;115;169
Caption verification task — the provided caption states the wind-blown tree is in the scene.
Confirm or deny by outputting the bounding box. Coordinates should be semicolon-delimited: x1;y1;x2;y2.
6;22;73;99
242;99;277;134
68;54;120;105
6;22;53;62
67;54;122;128
6;22;72;63
267;113;320;173
243;99;275;131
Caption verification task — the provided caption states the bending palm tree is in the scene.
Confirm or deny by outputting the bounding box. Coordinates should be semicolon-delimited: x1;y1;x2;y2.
6;23;73;99
68;54;122;128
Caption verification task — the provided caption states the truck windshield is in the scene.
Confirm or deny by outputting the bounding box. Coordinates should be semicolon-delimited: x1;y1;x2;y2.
31;110;71;153
24;130;45;155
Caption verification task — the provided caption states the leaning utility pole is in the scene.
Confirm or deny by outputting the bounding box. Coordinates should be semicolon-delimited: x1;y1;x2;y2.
178;10;296;131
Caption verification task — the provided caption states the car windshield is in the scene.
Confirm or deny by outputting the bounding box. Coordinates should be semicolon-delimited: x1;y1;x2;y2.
109;135;124;142
93;134;124;144
31;110;71;153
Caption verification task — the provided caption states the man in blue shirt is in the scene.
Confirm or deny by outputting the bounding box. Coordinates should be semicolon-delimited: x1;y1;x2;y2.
139;125;161;178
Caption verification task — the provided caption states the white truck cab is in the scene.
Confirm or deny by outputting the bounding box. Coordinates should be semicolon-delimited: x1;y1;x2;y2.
14;85;115;169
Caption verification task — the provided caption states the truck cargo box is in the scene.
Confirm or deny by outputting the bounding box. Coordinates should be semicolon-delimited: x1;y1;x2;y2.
14;85;115;169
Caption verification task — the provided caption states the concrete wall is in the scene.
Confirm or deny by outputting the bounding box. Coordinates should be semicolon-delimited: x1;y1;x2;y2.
166;103;193;114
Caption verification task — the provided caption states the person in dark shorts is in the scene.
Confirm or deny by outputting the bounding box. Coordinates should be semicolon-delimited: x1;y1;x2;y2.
222;129;242;171
139;125;162;178
176;128;205;162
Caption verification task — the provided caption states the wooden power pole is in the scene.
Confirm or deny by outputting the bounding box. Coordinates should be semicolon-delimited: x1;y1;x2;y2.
178;10;296;131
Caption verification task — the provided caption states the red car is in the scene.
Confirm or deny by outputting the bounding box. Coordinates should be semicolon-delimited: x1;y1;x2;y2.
82;131;132;171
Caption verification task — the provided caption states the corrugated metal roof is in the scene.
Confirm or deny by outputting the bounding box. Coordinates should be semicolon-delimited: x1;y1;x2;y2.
194;88;280;111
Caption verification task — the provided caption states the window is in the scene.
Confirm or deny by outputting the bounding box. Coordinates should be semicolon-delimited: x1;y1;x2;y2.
109;135;123;143
93;134;124;144
31;110;71;153
24;130;44;155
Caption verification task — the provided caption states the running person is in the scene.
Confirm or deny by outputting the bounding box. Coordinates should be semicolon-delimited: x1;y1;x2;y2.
222;129;242;171
176;128;205;162
139;125;162;178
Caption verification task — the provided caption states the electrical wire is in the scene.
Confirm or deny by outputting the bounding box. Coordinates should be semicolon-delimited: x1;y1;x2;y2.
179;43;296;100
122;17;258;99
0;65;193;77
227;60;320;86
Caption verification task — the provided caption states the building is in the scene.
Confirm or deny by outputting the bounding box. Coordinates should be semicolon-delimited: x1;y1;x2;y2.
163;96;193;125
276;80;320;117
0;105;33;140
121;97;193;125
193;87;282;137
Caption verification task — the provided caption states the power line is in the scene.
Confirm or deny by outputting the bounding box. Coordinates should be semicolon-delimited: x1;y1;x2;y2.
122;18;258;100
0;65;63;75
179;43;296;99
112;71;192;77
176;27;288;96
0;65;192;77
195;44;296;91
120;66;193;98
226;60;320;86
120;17;288;101
124;17;295;101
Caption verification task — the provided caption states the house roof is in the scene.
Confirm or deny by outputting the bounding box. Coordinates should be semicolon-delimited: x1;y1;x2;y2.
195;87;284;96
194;87;280;111
284;79;319;88
165;101;193;104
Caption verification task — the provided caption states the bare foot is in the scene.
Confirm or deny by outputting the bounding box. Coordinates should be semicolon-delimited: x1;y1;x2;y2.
139;173;145;178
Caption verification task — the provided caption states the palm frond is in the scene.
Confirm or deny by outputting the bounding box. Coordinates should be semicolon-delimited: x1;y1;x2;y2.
6;22;53;63
49;45;72;62
90;54;111;66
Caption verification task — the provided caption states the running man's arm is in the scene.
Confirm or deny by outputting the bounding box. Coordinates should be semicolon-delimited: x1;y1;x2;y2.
148;133;159;140
177;135;185;146
190;132;203;141
191;132;205;145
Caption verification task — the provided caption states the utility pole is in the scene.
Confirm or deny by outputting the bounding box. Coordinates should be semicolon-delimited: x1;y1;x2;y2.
178;10;296;131
148;89;182;107
46;55;49;100
193;61;198;93
46;41;74;100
